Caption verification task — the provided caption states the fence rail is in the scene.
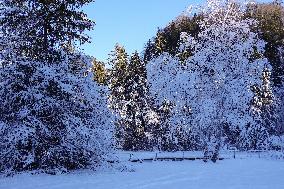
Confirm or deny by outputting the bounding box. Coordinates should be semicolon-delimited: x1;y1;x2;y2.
117;150;283;163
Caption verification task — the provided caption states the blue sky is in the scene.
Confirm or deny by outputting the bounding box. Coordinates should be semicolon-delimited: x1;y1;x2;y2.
81;0;272;62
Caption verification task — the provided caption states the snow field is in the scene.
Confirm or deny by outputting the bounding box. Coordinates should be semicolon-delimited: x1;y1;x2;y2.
1;155;284;189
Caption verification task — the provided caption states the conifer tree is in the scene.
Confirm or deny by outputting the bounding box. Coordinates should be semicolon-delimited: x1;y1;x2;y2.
122;52;149;150
246;1;284;85
0;0;94;61
0;0;114;174
108;47;151;150
252;69;275;129
275;47;284;135
143;40;156;62
0;52;114;174
108;44;129;148
92;59;108;85
108;44;128;112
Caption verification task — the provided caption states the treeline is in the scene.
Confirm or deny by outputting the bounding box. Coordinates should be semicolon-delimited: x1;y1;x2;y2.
96;0;284;156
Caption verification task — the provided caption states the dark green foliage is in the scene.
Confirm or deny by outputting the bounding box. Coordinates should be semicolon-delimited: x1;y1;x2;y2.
0;0;95;62
108;44;130;148
122;52;149;150
144;2;284;87
245;1;284;86
108;44;129;113
143;14;202;62
108;46;150;151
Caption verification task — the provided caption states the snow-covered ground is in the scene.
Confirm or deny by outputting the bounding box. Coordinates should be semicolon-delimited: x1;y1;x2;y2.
1;152;284;189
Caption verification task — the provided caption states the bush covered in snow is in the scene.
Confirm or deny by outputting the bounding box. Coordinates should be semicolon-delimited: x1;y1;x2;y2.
0;53;114;174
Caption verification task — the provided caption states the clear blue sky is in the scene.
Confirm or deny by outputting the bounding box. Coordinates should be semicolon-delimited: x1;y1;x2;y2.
81;0;272;62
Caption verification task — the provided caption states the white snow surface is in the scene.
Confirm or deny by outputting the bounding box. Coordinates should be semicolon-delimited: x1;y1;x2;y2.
1;152;284;189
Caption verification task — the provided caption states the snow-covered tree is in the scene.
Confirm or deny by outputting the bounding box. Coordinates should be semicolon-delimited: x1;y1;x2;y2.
147;0;271;157
108;46;150;150
274;47;284;135
0;0;114;174
107;44;129;149
180;0;271;156
121;52;149;151
147;53;199;151
0;52;114;174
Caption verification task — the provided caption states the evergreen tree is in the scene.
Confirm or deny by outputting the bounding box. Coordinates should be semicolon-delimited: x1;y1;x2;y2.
122;52;149;150
143;14;202;63
246;1;284;86
275;47;284;135
0;53;114;174
143;39;156;63
108;47;151;150
0;0;114;174
92;59;108;85
251;69;276;133
108;44;129;149
0;0;94;61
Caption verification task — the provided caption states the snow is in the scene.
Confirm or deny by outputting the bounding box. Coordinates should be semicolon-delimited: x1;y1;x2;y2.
1;153;284;189
146;0;271;153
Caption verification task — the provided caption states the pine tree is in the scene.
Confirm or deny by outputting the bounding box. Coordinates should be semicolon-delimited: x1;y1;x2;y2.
92;59;108;85
244;68;275;150
122;52;149;150
0;0;94;61
0;0;114;174
143;40;156;63
108;47;151;150
108;44;129;149
246;1;284;86
252;69;275;128
275;47;284;135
